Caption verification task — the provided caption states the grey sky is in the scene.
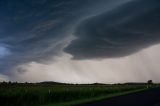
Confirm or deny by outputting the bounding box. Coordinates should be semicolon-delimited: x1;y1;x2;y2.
0;0;160;83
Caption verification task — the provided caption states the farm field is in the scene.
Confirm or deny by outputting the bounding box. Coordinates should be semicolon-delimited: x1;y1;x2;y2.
79;87;160;106
0;82;156;106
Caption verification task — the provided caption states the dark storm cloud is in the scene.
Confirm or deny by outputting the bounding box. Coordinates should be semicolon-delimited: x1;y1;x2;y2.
64;0;160;59
0;0;124;73
0;0;88;73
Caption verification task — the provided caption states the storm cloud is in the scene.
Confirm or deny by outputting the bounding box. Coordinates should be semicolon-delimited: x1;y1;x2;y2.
0;0;128;74
65;0;160;59
1;0;160;83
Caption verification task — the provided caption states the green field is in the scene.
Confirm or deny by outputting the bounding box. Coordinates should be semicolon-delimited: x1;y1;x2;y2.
0;83;156;106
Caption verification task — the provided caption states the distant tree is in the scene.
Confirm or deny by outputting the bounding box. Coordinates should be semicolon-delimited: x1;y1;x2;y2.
2;81;7;84
8;81;11;84
147;80;153;84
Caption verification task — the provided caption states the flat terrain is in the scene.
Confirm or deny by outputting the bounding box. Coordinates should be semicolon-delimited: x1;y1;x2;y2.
0;83;150;106
79;87;160;106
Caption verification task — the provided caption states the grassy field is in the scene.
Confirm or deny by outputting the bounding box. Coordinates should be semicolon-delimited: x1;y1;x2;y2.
0;82;156;106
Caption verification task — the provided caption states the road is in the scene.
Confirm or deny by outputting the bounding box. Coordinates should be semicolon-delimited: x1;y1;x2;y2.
78;87;160;106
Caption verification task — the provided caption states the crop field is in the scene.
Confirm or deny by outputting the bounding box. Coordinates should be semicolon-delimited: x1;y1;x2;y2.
0;83;155;106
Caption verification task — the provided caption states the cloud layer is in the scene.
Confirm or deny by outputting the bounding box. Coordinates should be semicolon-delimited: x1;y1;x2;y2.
65;0;160;59
1;0;160;83
0;0;128;74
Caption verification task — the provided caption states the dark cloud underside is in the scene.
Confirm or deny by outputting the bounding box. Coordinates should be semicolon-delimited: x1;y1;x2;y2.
0;0;124;73
0;0;91;72
64;0;160;59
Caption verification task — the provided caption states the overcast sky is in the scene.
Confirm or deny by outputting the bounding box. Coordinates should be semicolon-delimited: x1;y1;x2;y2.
0;0;160;83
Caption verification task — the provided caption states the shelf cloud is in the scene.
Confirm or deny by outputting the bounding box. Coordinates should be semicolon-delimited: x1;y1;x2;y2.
65;0;160;59
0;0;160;83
